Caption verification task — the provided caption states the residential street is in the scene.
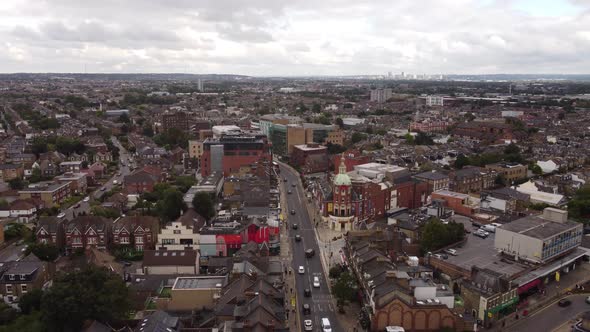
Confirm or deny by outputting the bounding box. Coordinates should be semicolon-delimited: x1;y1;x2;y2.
280;164;343;332
507;294;589;332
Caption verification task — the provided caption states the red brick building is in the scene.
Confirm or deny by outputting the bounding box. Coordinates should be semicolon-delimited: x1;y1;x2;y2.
112;216;159;251
36;217;65;249
333;150;370;173
431;190;479;217
64;216;110;253
200;133;271;177
396;180;431;209
123;170;159;194
290;144;328;173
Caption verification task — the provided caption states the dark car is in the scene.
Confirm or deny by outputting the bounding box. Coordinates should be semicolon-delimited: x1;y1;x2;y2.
288;190;292;194
284;178;288;182
292;224;299;230
291;209;296;215
472;221;482;228
304;288;311;297
292;183;296;188
302;303;311;314
305;248;315;258
558;299;572;307
295;235;302;242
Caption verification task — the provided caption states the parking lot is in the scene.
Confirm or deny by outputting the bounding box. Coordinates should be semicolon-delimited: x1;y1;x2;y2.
445;217;528;277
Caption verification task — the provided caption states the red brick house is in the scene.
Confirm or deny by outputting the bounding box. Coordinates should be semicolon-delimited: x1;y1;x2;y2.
112;216;159;251
123;170;159;194
36;217;65;250
64;216;110;253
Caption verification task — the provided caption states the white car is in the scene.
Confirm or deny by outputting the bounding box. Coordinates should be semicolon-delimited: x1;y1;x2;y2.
298;266;305;274
445;248;458;256
57;212;66;219
313;276;320;288
83;197;90;202
304;319;313;331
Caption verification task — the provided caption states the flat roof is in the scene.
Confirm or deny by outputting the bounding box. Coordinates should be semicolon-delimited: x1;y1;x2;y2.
499;215;581;240
433;190;470;199
172;276;226;290
444;217;528;278
293;144;327;151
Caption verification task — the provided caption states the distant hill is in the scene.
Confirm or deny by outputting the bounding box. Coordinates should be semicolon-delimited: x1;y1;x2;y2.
0;73;251;81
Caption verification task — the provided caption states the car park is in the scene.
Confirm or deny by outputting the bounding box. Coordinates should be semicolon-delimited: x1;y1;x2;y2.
304;319;313;331
298;266;305;274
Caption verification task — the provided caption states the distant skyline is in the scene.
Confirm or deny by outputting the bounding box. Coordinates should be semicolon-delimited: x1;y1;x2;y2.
1;0;590;76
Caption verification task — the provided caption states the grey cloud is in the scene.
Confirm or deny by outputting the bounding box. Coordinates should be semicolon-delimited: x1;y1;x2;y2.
217;23;274;43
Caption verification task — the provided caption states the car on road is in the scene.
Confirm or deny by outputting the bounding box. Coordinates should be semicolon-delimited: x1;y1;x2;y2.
284;178;287;182
304;288;311;297
292;224;299;230
83;196;90;202
558;299;572;307
298;266;305;274
57;212;66;219
302;303;311;314
74;203;81;209
586;296;590;304
113;180;119;185
100;187;107;191
321;317;332;332
313;276;320;288
295;235;302;242
290;209;295;215
305;249;315;258
117;172;121;176
292;183;296;187
287;190;292;194
304;319;313;331
445;248;458;256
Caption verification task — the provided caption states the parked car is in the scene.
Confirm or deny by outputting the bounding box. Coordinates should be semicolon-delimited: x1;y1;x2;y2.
57;212;66;219
558;299;572;307
472;221;482;228
473;230;488;238
100;187;106;191
83;196;90;202
586;296;590;304
445;248;458;256
74;203;81;209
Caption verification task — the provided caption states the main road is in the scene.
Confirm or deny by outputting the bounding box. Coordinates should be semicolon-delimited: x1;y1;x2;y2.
507;294;589;332
280;164;343;332
61;136;132;221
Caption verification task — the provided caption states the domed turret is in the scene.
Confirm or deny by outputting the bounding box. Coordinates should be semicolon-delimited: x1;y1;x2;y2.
334;154;351;186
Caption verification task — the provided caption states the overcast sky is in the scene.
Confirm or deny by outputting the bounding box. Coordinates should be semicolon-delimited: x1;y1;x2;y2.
1;0;589;75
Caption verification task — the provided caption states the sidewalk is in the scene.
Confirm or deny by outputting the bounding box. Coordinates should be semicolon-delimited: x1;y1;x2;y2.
486;262;590;332
277;178;300;332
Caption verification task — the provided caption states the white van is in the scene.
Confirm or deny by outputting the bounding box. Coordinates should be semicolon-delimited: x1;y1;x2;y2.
386;327;406;332
321;317;332;332
482;224;496;233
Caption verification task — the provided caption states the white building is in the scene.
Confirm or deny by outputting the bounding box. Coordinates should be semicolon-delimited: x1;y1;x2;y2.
157;210;204;251
425;95;444;107
370;89;392;103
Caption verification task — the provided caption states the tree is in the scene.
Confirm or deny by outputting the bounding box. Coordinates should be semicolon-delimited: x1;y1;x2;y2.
335;117;344;128
454;154;470;169
530;163;543;175
494;174;507;187
27;243;59;261
420;219;465;253
326;142;346;155
41;266;130;332
118;113;131;123
351;132;366;144
174;176;196;193
504;143;520;155
156;188;187;222
142;125;154;137
8;177;25;190
568;185;590;223
332;272;357;304
312;103;321;112
192;192;215;220
19;289;43;314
